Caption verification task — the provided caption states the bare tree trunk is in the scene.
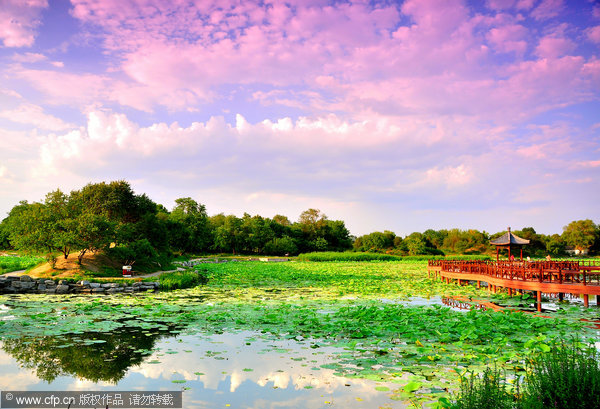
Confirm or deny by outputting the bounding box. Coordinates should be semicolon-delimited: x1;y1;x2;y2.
78;249;87;265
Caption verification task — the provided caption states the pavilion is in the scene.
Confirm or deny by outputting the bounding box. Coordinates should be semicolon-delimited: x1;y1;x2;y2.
490;227;530;261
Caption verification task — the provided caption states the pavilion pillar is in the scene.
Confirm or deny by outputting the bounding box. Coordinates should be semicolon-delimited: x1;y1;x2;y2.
477;281;480;289
496;247;499;262
536;291;542;312
583;294;589;308
520;248;523;261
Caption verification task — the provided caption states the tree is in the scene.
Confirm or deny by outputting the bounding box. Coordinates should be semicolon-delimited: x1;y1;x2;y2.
546;234;566;257
213;215;242;254
356;231;395;252
562;220;599;251
404;233;427;255
323;220;352;251
264;236;298;256
5;202;62;267
74;213;114;264
423;229;447;250
298;208;327;226
272;214;291;226
169;197;211;252
70;181;139;223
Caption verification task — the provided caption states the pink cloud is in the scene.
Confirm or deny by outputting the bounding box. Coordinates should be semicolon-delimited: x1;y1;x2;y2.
11;52;47;62
0;103;75;131
535;35;576;58
5;0;596;125
486;24;529;55
401;0;469;40
588;26;600;43
14;68;108;105
530;0;565;20
578;160;600;168
486;0;535;10
0;0;48;47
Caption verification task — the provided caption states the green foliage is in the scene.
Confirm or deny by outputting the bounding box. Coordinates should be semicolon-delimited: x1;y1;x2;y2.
297;251;402;261
562;219;599;251
107;239;164;272
158;270;209;290
0;255;45;273
522;343;600;409
449;342;600;409
169;197;211;253
443;255;492;261
263;235;297;256
452;367;518;409
0;259;595;407
545;234;566;257
353;230;396;252
442;229;490;254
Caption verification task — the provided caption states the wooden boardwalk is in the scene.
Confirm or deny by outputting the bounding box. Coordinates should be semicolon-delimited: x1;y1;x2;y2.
428;259;600;311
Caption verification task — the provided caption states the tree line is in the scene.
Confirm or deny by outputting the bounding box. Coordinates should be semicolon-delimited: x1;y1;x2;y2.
353;221;600;257
1;181;598;269
0;181;352;268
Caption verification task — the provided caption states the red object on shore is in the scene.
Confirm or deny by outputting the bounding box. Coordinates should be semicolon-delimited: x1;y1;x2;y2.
122;265;132;277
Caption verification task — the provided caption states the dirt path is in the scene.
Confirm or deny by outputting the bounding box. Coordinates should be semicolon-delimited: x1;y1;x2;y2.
1;267;185;280
1;270;26;277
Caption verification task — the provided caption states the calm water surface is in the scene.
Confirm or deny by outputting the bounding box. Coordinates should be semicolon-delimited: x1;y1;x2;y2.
0;329;408;408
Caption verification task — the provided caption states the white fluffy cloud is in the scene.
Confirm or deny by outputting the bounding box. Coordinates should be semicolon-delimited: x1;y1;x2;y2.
0;104;75;131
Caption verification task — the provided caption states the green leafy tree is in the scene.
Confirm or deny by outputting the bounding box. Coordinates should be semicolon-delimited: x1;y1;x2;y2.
356;231;395;252
546;234;566;257
70;180;140;223
169;197;211;253
272;214;291;226
213;215;243;254
264;236;298;256
422;229;448;250
404;233;427;255
323;220;352;251
562;219;599;251
74;213;114;264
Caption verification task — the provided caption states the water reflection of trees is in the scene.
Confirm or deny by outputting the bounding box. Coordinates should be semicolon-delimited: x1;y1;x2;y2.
2;326;175;383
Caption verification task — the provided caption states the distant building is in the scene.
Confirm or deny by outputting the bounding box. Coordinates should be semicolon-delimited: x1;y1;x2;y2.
564;246;589;256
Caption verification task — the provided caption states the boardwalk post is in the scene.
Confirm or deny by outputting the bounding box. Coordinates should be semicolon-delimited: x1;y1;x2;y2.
433;259;600;309
583;294;589;308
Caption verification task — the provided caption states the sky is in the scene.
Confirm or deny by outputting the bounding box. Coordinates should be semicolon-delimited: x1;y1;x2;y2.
0;0;599;237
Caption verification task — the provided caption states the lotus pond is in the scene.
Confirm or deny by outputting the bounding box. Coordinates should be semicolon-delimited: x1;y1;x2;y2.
1;260;599;408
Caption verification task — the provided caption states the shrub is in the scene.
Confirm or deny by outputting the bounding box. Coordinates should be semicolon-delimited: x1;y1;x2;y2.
522;343;600;409
0;255;45;273
297;251;402;262
452;367;519;409
264;236;298;256
158;270;208;290
447;341;600;409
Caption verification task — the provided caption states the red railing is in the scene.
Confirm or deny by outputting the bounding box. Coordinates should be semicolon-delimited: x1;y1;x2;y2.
428;259;600;286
